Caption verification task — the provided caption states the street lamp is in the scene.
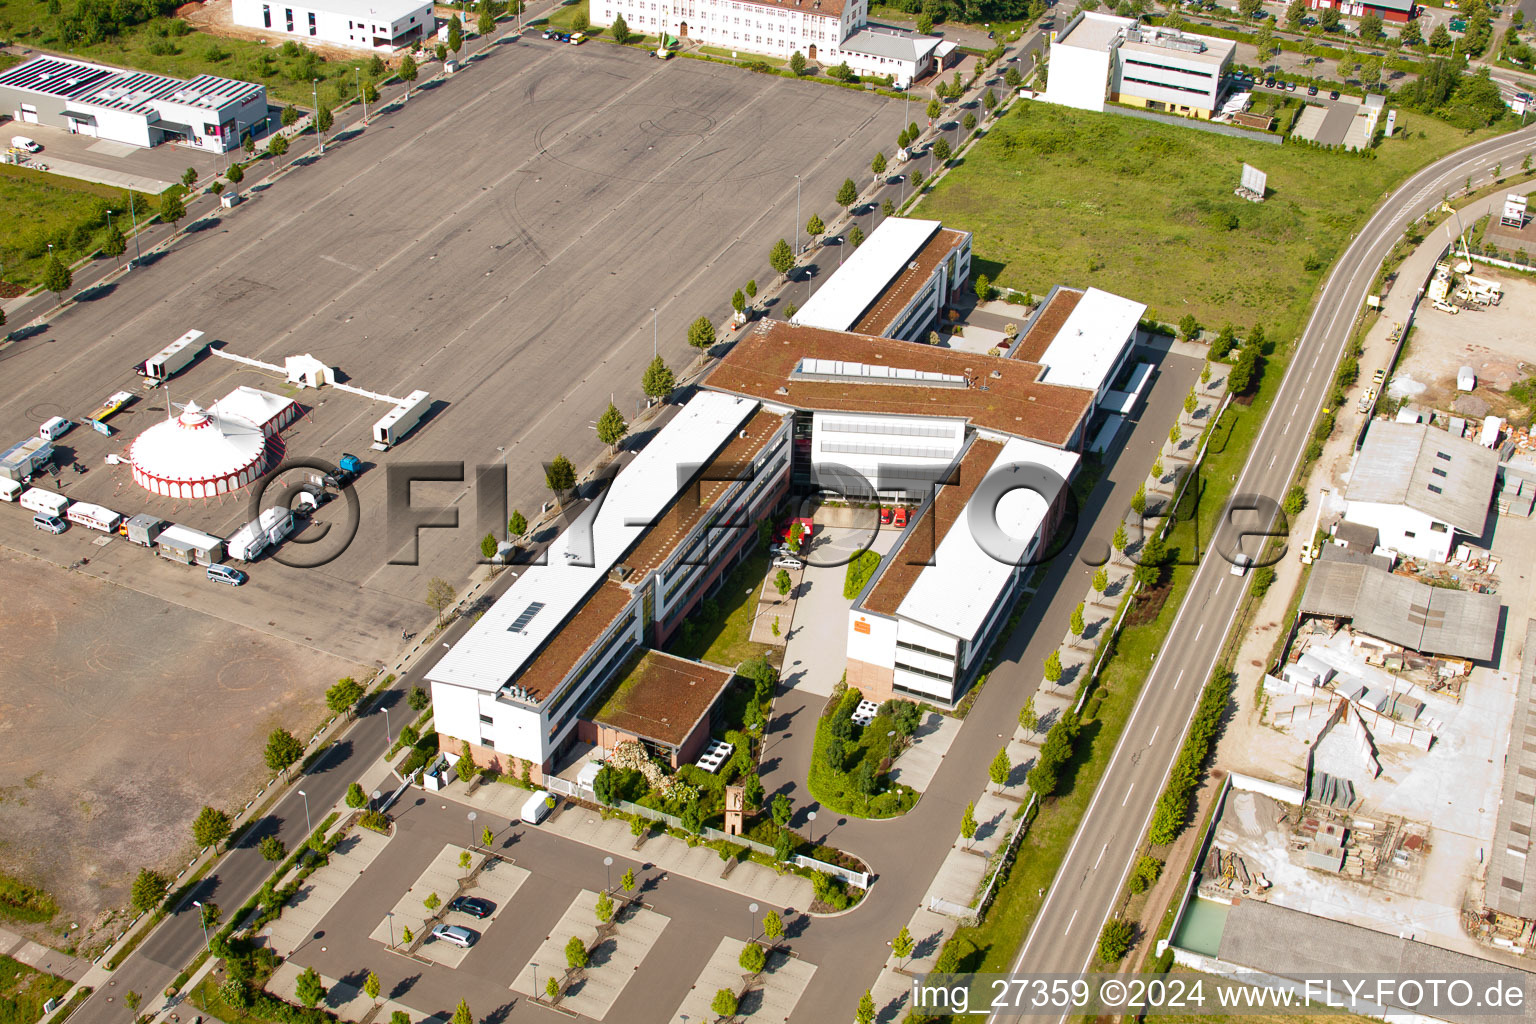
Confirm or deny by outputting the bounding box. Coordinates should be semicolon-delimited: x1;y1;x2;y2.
313;78;325;155
794;174;801;255
807;810;817;847
127;192;141;266
192;900;210;950
650;307;658;358
532;962;540;1001
382;705;392;743
467;810;478;848
371;789;382;812
748;902;759;940
297;789;311;834
387;910;395;948
603;856;614;893
356;66;367;125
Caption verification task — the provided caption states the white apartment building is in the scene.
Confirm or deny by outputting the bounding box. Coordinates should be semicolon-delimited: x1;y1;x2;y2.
593;0;867;64
231;0;433;51
1046;11;1235;119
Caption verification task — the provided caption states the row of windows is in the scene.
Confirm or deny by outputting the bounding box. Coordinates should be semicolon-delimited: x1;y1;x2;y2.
1121;73;1211;98
897;639;954;661
896;660;954;683
1122;57;1216;81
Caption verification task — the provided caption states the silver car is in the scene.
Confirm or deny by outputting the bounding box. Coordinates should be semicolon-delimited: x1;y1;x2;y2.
431;923;477;948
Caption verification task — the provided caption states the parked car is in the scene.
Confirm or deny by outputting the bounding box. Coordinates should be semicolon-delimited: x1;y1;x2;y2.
892;506;909;528
1307;84;1319;96
448;896;495;919
1371;368;1386;386
542;26;557;37
431;924;478;948
33;514;66;534
1264;77;1276;88
206;564;248;586
773;556;805;570
10;136;41;152
880;506;892;525
1287;81;1297;92
569;31;585;43
1329;90;1340;100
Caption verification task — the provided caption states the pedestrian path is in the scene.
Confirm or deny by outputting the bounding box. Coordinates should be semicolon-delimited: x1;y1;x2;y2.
670;939;816;1024
267;962;446;1024
0;926;90;981
263;825;390;957
509;890;668;1019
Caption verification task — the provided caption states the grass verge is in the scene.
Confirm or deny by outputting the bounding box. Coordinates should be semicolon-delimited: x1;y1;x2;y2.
0;954;71;1024
0;167;153;289
0;873;58;925
665;546;774;667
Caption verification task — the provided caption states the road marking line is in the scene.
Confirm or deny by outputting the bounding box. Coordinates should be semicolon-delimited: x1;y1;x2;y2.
1094;844;1107;870
1174;669;1184;691
1150;725;1160;746
1122;783;1136;807
1195;622;1204;641
1269;452;1277;468
1064;910;1078;935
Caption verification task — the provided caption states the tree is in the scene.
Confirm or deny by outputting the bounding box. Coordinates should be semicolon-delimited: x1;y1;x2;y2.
881;198;894;217
642;356;676;401
1043;649;1063;683
1319;6;1340;31
408;685;431;711
1128;855;1164;894
927;97;941;119
1130;482;1147;517
974;273;991;301
1112;523;1128;552
828;61;854;81
101;223;127;264
315;105;333;134
805;212;826;240
611;13;632;43
769;238;794;277
1283;485;1307;518
243;133;256;156
225;163;244;189
892;924;915;967
296;967;326;1008
1201;362;1212;386
363;78;379;106
595;890;614;923
1358;10;1383;41
451;999;472;1024
739;942;766;972
565;935;588;970
1019;696;1038;733
1286;0;1306;30
281;105;300;128
774;829;793;862
989;746;1011;791
158;190;186;234
364;972;381;1003
182;166;198;188
731;288;746;315
745;279;757;300
545;454;576;503
621;867;637;895
1178;313;1200;341
933;137;951;163
478;7;495;41
742;772;765;812
1097;919;1135;963
963;111;977;132
1229;344;1259;395
192;806;231;849
849;225;865;249
435;42;448;61
456;743;476;782
264;728;304;773
911;169;924;190
401;926;413;944
544;977;560;1001
1069;602;1085;639
835;177;859;209
1134;533;1167;589
1004;66;1022;89
480;532;498;560
41;253;72;303
426;576;457;623
259;834;286;861
130;869;168;915
959;802;978;847
775;568;792;595
917;11;934;32
1399;16;1423;48
399;53;419;98
124;991;141;1020
326;677;364;716
345;781;368;809
789;49;806;75
1151;457;1164;480
687;315;716;352
871;150;886;176
710;989;738;1018
983;88;997;113
856;990;876;1024
447;14;463;54
268;133;288;161
424;891;441;911
771;792;792;828
762;909;784;943
596;402;628;451
1092;567;1108;596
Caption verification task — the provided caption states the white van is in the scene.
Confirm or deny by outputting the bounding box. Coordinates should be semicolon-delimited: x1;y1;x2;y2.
520;790;554;825
19;487;69;518
39;417;74;441
0;479;22;502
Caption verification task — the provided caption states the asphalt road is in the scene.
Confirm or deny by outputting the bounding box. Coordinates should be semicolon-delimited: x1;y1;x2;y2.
999;121;1536;1013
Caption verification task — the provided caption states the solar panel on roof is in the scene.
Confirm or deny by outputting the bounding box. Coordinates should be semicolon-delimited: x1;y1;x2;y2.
507;601;547;634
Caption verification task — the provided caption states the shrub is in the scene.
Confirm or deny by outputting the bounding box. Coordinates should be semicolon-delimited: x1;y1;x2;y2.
1127;855;1163;895
843;549;881;599
1098;919;1136;963
345;782;367;808
1148;669;1234;844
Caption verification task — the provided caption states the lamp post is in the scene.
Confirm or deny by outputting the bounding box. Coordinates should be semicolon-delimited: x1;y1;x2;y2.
748;902;759;940
532;963;540;1001
371;789;382;812
807;810;817;847
387;910;395;948
603;856;614;893
357;67;367;124
651;307;658;358
297;789;311;834
794;174;801;255
382;705;392;744
192;900;210;950
467;810;478;847
313;79;325;155
127;192;142;266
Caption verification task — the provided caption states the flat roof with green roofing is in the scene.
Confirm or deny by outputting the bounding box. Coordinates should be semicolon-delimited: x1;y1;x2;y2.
586;650;735;749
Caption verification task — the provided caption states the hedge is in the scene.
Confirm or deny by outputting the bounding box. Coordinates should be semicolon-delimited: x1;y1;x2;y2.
842;549;881;599
1148;669;1235;845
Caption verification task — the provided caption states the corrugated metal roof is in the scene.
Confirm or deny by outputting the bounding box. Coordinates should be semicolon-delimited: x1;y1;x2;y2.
0;55;116;99
1035;286;1144;391
1300;560;1500;661
792;218;943;333
426;391;758;699
1486;619;1536;920
895;437;1078;640
1346;421;1498;534
837;27;941;61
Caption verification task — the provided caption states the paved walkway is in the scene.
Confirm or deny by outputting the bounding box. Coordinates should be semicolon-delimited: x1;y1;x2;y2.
0;926;91;981
431;778;815;910
508;890;668;1019
263;824;391;957
670;939;816;1024
14;154;177;193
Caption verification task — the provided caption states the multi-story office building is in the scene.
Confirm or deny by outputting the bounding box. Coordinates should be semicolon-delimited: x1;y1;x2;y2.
231;0;434;51
1046;12;1235;120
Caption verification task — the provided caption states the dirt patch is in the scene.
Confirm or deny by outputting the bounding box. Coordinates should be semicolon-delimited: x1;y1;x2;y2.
0;548;358;952
180;0;403;64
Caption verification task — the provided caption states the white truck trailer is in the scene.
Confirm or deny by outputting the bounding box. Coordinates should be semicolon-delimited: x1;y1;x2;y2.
134;329;207;382
227;506;295;561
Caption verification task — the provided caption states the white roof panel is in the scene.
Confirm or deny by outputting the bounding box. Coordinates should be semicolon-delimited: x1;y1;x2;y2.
896;438;1078;640
1037;286;1145;391
792;218;942;333
427;391;759;697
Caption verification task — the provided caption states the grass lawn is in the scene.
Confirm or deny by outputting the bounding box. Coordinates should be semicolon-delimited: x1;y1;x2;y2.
0;871;58;926
0;955;71;1024
806;688;921;817
920;101;1501;339
0;165;149;289
664;546;774;668
0;10;384;108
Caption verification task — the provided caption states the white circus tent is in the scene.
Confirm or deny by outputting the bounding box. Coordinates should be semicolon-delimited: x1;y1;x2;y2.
129;387;297;499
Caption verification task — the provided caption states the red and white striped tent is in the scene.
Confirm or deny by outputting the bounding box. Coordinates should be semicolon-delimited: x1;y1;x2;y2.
129;387;297;499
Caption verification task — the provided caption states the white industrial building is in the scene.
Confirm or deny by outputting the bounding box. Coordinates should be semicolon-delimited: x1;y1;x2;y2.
231;0;434;51
0;55;267;152
1045;12;1235;120
793;217;972;343
1343;421;1498;564
590;0;946;81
